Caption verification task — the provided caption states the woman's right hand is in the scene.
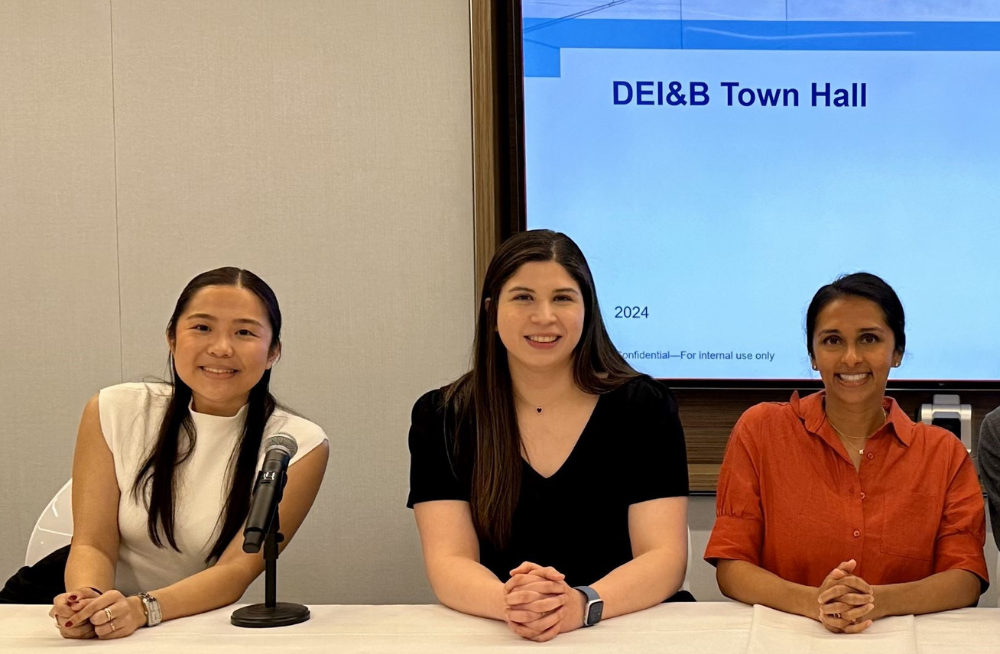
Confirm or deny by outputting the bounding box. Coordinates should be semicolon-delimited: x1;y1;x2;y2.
814;560;875;633
49;587;102;639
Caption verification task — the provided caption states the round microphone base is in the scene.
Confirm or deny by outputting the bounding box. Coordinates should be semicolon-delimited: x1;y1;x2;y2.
231;602;310;628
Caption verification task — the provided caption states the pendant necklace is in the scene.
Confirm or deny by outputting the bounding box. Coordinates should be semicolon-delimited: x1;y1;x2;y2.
829;408;887;454
514;392;546;415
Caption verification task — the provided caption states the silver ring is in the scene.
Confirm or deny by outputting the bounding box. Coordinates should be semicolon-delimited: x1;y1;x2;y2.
833;613;842;619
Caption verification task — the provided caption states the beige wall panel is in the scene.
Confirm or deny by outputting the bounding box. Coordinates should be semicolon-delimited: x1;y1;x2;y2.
0;1;120;578
111;1;473;603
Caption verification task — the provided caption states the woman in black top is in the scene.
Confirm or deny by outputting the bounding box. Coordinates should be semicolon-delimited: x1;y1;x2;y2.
407;230;689;642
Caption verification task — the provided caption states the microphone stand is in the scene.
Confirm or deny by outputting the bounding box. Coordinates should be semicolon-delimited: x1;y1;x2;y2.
231;490;310;627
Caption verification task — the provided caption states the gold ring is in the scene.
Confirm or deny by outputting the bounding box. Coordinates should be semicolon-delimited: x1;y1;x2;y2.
833;613;842;619
104;607;113;622
110;620;116;632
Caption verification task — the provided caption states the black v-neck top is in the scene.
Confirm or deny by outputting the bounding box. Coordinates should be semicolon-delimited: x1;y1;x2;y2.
407;375;688;587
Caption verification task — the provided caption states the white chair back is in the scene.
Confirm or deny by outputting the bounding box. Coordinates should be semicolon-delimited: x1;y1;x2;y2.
681;526;693;592
24;479;74;567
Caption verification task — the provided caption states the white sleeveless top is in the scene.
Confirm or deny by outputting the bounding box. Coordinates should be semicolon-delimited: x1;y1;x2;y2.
97;383;327;595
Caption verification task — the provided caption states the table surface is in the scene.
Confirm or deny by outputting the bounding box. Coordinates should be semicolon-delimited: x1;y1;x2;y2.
3;602;998;653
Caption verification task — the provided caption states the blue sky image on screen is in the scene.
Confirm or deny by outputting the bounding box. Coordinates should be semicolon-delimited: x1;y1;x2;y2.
521;1;1000;381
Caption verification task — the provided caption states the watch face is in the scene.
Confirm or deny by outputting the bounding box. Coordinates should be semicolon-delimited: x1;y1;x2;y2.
587;599;604;626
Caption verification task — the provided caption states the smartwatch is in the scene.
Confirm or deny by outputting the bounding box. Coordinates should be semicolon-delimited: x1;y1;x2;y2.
573;586;604;627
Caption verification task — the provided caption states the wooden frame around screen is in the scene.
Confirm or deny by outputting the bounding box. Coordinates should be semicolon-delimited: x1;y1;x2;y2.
471;0;524;297
471;0;498;294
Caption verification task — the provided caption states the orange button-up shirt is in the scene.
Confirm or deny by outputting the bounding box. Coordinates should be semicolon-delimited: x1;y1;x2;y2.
705;391;988;590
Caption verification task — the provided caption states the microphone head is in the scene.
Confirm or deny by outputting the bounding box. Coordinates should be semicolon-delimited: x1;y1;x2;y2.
263;433;298;459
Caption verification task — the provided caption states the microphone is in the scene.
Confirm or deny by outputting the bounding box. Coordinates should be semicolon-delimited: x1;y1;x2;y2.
242;433;298;553
232;432;311;628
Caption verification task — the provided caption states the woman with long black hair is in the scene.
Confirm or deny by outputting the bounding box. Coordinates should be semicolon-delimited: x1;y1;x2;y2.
407;230;689;642
48;267;328;639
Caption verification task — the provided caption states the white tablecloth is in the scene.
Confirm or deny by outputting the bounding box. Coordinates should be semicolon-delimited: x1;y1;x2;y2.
1;602;996;653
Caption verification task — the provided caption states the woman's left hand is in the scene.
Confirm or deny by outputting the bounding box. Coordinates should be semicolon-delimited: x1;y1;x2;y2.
504;564;586;641
65;590;145;639
519;579;586;639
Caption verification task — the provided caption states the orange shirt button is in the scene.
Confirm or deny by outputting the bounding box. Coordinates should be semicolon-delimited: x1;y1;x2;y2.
853;530;861;538
866;452;874;460
860;492;866;500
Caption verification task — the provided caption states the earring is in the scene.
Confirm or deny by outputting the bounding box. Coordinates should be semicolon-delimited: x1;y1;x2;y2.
811;364;818;371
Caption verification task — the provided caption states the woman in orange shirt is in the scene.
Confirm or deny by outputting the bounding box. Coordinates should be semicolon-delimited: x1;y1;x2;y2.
705;272;987;633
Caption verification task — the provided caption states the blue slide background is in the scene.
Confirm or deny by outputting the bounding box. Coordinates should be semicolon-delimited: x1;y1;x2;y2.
521;2;1000;380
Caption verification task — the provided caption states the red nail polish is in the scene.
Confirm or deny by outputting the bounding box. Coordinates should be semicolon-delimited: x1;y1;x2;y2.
68;595;77;601
65;621;73;628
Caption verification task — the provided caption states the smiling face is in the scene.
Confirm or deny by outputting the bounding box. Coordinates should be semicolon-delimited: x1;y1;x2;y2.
495;260;585;374
810;295;902;410
168;285;279;416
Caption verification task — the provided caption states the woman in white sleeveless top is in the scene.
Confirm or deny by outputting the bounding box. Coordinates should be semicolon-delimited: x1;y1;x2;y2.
48;268;329;640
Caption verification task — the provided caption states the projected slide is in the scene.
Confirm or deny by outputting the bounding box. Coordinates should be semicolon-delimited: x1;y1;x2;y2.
521;2;1000;381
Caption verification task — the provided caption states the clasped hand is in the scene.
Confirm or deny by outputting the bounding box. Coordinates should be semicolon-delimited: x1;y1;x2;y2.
502;561;585;642
815;559;877;634
49;587;145;639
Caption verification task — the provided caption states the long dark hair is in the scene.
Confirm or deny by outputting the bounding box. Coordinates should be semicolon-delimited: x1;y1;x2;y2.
446;230;636;548
131;267;282;562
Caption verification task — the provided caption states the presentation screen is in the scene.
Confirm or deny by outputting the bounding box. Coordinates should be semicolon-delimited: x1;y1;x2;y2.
519;1;1000;382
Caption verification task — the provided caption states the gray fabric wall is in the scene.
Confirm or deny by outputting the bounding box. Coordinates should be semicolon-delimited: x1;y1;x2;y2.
1;0;473;604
